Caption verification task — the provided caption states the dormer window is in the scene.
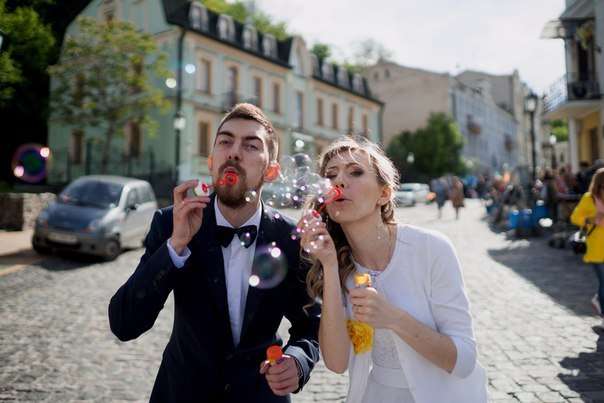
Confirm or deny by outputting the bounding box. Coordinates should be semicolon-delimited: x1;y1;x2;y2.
262;34;277;58
243;25;258;50
218;15;236;42
189;3;208;31
337;66;349;88
352;74;364;93
322;62;333;81
310;54;320;76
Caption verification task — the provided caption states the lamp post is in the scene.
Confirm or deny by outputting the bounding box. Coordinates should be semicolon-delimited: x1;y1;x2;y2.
173;27;186;184
0;30;4;52
524;91;538;184
549;134;557;170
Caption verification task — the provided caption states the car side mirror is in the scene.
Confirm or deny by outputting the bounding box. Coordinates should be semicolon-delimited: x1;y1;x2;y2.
126;203;138;212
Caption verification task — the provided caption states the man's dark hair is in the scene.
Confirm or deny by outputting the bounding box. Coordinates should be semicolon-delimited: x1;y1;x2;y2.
216;103;279;162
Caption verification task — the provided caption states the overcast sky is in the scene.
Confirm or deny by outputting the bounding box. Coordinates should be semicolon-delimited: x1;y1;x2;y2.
256;0;567;94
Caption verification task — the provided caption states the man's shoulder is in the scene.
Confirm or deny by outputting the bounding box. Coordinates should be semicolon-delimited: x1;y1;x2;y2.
150;206;174;230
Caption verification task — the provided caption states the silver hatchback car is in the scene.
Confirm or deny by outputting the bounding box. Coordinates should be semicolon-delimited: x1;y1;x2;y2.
32;175;157;260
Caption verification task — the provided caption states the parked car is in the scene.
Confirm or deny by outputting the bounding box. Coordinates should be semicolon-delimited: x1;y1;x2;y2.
394;186;416;207
32;175;157;260
399;183;430;204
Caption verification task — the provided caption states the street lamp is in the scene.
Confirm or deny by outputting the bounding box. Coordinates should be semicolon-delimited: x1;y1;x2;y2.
406;152;415;164
549;134;557;169
524;91;538;184
0;29;5;52
173;111;186;182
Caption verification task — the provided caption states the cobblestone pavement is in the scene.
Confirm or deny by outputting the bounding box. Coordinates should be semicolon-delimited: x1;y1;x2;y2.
1;200;603;402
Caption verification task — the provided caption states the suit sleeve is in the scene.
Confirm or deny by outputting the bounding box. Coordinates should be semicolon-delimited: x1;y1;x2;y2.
108;209;178;341
282;252;321;393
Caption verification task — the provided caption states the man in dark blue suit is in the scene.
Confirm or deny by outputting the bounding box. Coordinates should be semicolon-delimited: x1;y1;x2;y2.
108;104;320;403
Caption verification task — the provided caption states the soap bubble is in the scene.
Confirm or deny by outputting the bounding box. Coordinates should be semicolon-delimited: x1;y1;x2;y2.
12;143;50;183
244;190;258;203
249;245;288;289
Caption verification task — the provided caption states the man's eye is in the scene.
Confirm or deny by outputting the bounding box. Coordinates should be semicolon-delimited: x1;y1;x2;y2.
246;144;259;150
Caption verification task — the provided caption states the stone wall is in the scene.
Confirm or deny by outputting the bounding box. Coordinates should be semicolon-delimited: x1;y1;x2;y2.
0;193;56;231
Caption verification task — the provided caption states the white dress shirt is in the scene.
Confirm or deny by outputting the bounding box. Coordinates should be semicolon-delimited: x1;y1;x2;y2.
167;200;262;347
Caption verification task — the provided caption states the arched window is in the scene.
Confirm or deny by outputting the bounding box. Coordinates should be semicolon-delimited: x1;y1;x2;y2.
262;34;277;58
322;62;333;81
243;24;258;50
189;3;208;31
337;66;349;88
352;74;364;93
218;15;235;42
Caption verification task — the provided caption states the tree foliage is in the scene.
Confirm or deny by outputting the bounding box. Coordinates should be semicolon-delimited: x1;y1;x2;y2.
549;119;568;143
387;113;466;180
0;0;56;106
201;0;289;40
49;17;169;173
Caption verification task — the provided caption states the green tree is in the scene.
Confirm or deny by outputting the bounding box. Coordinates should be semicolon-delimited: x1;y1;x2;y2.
201;0;289;40
549;119;568;142
0;0;56;106
310;43;332;61
387;113;466;180
48;17;169;173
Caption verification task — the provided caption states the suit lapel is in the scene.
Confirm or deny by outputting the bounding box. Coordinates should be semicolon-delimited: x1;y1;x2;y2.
189;195;234;351
239;204;277;345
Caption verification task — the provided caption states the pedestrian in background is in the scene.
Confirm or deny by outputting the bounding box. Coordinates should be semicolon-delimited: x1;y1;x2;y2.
448;176;465;220
571;168;604;329
431;177;448;219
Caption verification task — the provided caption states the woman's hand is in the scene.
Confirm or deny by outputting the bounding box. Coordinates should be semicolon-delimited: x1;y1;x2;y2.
297;211;337;269
350;287;402;329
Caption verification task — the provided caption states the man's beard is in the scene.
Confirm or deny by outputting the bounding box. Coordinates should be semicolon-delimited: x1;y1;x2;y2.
214;165;262;208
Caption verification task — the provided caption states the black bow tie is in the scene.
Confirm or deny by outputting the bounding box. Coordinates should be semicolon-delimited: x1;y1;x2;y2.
216;225;258;248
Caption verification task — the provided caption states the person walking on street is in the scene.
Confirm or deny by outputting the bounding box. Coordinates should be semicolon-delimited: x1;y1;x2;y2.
448;176;465;220
571;168;604;329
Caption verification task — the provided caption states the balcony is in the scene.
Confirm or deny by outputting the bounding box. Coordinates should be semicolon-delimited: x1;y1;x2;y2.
542;72;601;119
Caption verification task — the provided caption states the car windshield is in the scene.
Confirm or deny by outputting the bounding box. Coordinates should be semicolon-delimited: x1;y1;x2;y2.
59;180;123;209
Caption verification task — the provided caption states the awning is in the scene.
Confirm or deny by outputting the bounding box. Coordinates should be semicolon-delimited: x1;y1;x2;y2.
540;20;568;39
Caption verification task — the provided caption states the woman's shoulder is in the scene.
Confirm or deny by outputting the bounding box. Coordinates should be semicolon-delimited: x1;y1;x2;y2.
397;224;455;253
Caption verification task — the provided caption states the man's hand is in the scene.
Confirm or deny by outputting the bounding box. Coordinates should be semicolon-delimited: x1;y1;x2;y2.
171;180;210;254
259;355;300;396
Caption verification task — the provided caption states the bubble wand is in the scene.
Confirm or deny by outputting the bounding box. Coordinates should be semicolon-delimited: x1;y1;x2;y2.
194;171;238;196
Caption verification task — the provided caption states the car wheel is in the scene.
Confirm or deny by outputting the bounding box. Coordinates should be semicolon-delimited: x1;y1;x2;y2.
32;242;51;255
103;240;121;261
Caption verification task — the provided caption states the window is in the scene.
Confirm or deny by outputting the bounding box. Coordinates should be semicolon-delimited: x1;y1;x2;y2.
126;188;140;207
317;98;324;126
74;74;85;106
70;130;84;164
331;103;339;130
253;76;262;107
347;106;354;132
226;66;238;95
243;25;258;50
338;67;349;88
189;3;208;31
272;82;281;114
196;59;211;93
353;74;364;93
385;69;390;78
310;54;320;76
127;122;142;157
131;59;143;94
198;121;210;157
292;47;304;75
362;114;368;135
374;71;379;80
218;15;235;41
262;34;277;58
295;91;304;129
322;62;333;81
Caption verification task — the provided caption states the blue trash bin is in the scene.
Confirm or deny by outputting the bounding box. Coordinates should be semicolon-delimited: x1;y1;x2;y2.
520;209;533;229
532;201;548;226
507;209;520;229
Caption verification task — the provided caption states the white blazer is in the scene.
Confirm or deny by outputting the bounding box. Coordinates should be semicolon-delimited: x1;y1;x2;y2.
344;225;488;403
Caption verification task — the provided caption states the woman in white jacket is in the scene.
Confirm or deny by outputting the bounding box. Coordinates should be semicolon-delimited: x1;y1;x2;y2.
298;136;487;403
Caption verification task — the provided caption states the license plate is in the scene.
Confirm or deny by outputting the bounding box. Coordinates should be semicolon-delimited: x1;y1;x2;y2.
47;232;78;245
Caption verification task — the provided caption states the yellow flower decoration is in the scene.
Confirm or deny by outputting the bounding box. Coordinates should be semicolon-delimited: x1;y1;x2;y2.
347;319;374;354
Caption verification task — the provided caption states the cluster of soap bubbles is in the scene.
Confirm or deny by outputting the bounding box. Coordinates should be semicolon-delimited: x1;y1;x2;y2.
12;144;50;183
249;242;287;289
262;153;337;210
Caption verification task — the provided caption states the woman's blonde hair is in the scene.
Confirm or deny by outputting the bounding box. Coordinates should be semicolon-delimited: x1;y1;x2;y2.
589;167;604;201
303;136;400;305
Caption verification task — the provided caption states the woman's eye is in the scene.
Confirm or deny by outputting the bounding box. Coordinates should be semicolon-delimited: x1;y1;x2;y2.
325;174;336;179
350;170;363;176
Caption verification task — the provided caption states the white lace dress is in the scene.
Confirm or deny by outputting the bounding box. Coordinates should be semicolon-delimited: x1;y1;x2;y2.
356;265;416;403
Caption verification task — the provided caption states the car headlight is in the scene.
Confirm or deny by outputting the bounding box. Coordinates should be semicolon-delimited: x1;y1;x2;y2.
85;218;103;233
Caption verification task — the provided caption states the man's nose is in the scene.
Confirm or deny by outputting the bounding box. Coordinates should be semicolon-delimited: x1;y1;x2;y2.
227;144;242;161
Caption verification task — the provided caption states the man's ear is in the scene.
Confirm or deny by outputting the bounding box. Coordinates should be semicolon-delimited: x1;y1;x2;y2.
264;162;280;182
207;155;213;170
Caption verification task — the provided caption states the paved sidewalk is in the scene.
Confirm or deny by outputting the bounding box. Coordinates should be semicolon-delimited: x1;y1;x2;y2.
0;230;41;275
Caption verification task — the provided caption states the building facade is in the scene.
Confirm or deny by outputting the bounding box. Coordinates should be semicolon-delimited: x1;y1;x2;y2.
365;61;521;175
542;0;604;171
47;0;382;187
